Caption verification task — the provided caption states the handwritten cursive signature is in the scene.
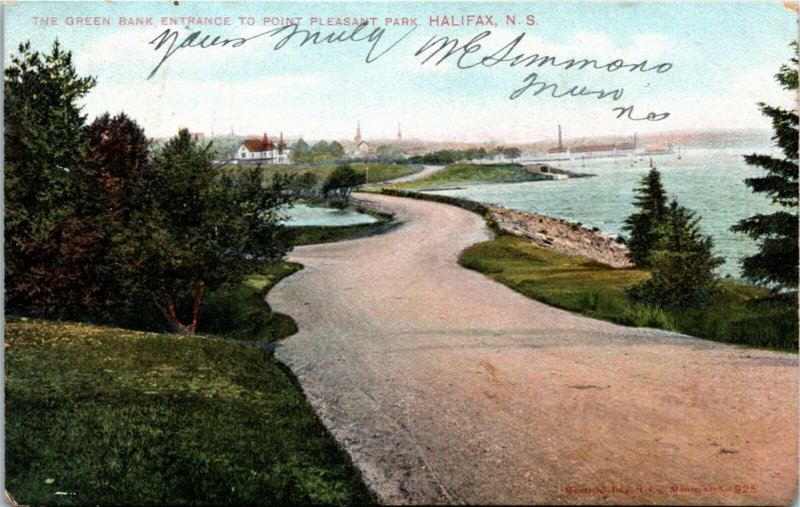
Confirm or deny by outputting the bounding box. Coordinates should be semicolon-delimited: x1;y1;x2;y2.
146;24;671;121
414;30;672;120
147;23;417;80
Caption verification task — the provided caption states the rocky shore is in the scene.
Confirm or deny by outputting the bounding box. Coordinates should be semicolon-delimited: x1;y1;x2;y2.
486;205;633;268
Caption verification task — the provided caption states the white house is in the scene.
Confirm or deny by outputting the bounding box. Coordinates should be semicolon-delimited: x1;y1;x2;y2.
235;132;291;164
354;140;371;156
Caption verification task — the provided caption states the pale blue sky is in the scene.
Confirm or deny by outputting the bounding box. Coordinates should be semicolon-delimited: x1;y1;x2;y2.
4;1;797;141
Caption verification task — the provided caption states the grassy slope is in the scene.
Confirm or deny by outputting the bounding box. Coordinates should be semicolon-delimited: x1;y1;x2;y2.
285;220;400;247
6;261;377;505
386;163;545;191
5;319;375;505
460;235;798;351
200;261;301;342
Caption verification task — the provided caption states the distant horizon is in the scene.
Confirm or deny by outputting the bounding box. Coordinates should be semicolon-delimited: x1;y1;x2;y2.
8;2;793;142
168;126;775;147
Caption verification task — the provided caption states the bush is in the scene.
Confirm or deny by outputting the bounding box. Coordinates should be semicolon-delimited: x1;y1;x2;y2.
619;303;676;330
322;165;366;206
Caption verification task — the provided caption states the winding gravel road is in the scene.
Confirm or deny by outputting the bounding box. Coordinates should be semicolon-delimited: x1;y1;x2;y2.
370;164;445;185
270;193;798;505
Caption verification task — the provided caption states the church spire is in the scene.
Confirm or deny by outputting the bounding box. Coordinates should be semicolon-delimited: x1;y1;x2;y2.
397;123;402;141
355;121;362;144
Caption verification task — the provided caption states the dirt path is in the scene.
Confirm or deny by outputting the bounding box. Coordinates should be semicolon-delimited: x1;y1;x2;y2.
378;164;445;185
270;193;798;505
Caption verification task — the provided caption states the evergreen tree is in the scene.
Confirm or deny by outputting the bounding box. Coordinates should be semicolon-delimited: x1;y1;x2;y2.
731;43;798;290
622;165;668;267
76;113;153;317
4;40;96;316
629;200;724;307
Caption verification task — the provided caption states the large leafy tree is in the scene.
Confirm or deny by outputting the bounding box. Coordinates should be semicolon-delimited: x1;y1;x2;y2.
731;43;799;290
4;41;96;316
629;200;724;307
121;129;291;334
622;165;668;267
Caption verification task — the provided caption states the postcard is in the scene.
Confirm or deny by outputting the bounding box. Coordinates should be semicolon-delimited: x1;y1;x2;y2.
3;1;798;505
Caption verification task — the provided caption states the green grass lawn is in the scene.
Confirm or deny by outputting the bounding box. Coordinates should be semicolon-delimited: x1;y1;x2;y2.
5;318;376;506
5;260;376;505
460;235;798;352
199;261;302;342
385;163;545;191
222;163;420;184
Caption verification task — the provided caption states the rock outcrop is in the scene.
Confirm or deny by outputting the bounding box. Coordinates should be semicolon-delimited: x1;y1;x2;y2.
486;205;633;268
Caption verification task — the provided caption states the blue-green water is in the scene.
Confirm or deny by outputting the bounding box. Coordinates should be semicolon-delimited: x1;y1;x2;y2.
427;147;783;279
284;204;377;227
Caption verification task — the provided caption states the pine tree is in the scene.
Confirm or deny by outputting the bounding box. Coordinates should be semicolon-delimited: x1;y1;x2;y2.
629;200;724;307
621;164;668;267
4;40;96;316
731;42;798;290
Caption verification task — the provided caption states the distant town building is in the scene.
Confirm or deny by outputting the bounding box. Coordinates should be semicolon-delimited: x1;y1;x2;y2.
350;121;371;156
235;132;290;164
354;140;371;155
354;121;362;145
546;125;638;158
191;132;205;141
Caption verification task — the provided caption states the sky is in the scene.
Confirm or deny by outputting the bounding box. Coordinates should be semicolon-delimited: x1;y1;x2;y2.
3;1;798;142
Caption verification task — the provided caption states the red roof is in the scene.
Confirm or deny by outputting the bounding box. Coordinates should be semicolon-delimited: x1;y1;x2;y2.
243;138;275;152
242;132;288;153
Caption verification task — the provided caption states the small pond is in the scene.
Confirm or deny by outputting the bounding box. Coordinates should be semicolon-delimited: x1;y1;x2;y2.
283;204;378;227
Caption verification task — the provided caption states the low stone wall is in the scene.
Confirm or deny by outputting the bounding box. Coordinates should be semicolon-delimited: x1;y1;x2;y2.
486;205;633;268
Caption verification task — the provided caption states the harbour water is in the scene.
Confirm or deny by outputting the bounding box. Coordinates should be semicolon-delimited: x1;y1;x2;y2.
283;203;378;227
427;147;783;279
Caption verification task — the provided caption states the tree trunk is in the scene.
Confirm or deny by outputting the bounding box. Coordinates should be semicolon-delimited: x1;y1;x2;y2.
153;285;203;335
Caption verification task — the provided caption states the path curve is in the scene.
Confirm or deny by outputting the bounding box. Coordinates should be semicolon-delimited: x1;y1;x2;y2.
380;164;445;185
270;193;798;505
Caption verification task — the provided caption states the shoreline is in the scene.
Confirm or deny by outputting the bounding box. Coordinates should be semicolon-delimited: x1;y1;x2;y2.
378;188;631;268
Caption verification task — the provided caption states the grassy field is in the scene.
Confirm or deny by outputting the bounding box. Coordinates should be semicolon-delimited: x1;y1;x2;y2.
223;163;420;184
5;320;376;506
385;163;546;191
460;235;798;352
5;260;377;505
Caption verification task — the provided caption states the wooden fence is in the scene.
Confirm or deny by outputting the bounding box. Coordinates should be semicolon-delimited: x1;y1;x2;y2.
349;197;383;214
